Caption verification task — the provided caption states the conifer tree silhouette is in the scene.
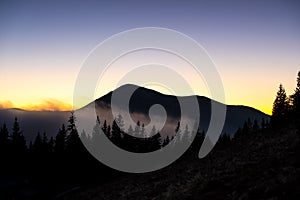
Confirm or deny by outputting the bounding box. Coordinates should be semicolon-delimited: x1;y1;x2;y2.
290;71;300;125
111;115;124;146
0;123;9;153
92;116;101;146
55;124;66;154
272;84;290;117
65;111;82;154
11;117;27;155
272;84;290;125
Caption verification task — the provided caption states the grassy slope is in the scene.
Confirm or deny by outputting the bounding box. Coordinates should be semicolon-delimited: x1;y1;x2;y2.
62;128;300;200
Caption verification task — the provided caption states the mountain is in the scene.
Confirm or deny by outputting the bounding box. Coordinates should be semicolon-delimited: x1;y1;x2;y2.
0;84;269;142
94;84;269;136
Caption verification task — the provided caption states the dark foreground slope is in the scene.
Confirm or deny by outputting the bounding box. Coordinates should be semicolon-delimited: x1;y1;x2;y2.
62;128;300;200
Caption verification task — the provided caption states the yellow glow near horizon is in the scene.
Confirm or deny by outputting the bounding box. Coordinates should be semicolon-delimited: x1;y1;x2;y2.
0;79;278;115
1;51;299;115
1;64;299;115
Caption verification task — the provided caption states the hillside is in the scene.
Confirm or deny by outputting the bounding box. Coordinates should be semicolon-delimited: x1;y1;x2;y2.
61;127;300;200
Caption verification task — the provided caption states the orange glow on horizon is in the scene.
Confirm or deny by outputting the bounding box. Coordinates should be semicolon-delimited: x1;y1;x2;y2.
0;100;15;110
0;96;271;115
0;99;73;111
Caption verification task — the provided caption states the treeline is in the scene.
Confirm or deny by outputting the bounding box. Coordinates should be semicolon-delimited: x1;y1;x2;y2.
0;110;202;185
271;71;300;129
0;112;113;185
82;115;201;153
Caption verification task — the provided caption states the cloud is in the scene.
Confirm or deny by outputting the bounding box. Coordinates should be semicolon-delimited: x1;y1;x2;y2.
22;99;73;111
0;100;15;109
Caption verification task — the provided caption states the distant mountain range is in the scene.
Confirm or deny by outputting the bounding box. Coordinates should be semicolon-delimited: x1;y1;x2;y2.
0;84;269;142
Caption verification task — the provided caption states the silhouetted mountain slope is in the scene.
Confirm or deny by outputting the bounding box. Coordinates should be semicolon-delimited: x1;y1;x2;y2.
96;84;269;135
61;127;300;200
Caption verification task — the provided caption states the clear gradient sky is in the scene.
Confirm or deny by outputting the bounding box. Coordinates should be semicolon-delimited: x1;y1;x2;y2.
0;0;300;114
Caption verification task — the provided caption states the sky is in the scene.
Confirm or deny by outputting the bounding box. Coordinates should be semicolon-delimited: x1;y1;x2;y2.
0;0;300;114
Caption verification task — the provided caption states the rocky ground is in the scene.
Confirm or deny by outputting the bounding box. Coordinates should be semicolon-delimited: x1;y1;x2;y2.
61;128;300;200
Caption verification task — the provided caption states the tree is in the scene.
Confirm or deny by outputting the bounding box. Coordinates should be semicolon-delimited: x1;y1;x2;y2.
134;121;141;136
0;123;9;150
173;121;181;146
116;114;124;132
0;123;10;158
122;125;134;151
111;115;124;145
106;125;111;138
242;121;250;135
147;126;162;151
127;125;134;136
54;124;66;154
181;124;191;144
175;121;181;135
92;116;101;145
33;132;43;152
48;137;54;153
272;84;290;118
102;120;107;135
261;118;266;129
253;119;259;132
291;71;300;115
65;111;82;154
42;132;48;147
162;135;170;146
141;123;145;137
11;117;27;154
150;126;157;137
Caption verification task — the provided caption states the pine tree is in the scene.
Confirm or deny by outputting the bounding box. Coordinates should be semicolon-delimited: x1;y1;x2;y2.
122;125;134;151
272;84;290;118
127;125;134;136
141;123;145;137
0;123;10;157
150;132;162;151
48;136;54;153
106;125;111;138
182;124;191;144
11;117;27;154
55;124;66;154
162;135;170;146
150;126;156;137
33;132;43;152
253;119;259;132
291;71;300;116
102;120;107;135
261;118;266;129
172;122;181;147
175;121;181;134
116;114;124;132
0;123;9;148
234;127;242;138
134;121;141;136
42;132;48;146
92;116;101;145
242;121;250;135
111;120;121;144
65;111;81;154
